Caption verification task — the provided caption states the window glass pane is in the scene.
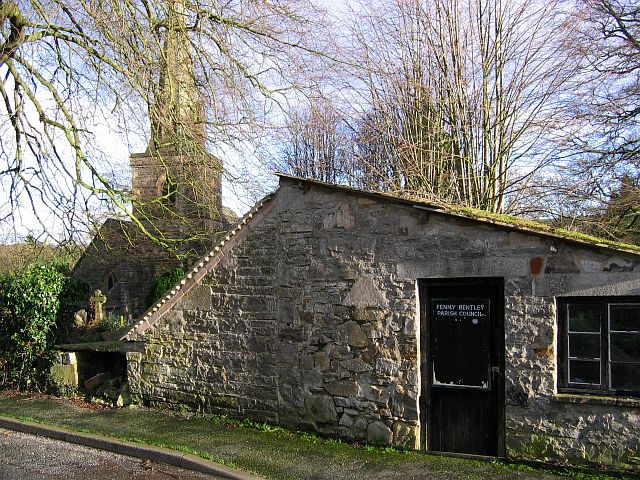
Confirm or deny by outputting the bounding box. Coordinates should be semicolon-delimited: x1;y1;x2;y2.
569;359;600;385
610;363;640;391
568;304;602;332
569;333;601;359
610;333;640;362
610;305;640;332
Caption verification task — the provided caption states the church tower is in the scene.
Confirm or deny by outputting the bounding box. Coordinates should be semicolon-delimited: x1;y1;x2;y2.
130;0;223;246
73;1;227;320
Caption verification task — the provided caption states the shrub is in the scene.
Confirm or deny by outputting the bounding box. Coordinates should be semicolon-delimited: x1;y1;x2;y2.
97;314;125;332
0;258;86;390
147;267;185;306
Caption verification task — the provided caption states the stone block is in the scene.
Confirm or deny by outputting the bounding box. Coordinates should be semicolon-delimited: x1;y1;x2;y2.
338;321;369;348
322;202;356;230
353;417;368;433
301;369;324;389
343;277;387;308
352;308;384;323
352;399;378;411
181;285;212;310
361;323;383;339
304;394;337;423
314;352;331;371
340;357;373;373
376;357;401;377
387;314;404;332
393;422;419;449
361;384;390;405
392;392;419;421
367;420;392;445
277;342;298;365
403;317;416;336
299;355;314;370
299;311;314;323
339;413;354;427
50;363;78;387
328;343;350;359
325;380;361;397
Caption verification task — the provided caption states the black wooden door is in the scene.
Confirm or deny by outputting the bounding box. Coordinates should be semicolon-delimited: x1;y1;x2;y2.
420;279;504;456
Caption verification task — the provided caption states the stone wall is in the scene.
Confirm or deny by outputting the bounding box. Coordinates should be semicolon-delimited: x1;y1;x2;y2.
128;211;281;419
127;177;640;470
73;219;180;321
504;279;640;469
271;186;421;447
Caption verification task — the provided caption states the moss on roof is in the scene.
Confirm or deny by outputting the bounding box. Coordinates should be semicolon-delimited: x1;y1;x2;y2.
446;205;640;254
276;173;640;256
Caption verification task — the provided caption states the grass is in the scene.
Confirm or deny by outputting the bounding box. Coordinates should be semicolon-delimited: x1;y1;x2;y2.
0;393;637;480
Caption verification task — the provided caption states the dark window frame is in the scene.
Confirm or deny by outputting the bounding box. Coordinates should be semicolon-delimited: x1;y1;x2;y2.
558;296;640;397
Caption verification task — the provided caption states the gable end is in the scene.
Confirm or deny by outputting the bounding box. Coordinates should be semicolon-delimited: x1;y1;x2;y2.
122;193;276;341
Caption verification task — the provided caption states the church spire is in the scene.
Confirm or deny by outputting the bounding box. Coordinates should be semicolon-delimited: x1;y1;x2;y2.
149;0;205;152
130;0;223;242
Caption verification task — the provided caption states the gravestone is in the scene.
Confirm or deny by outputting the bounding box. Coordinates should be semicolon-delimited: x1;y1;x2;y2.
90;290;107;324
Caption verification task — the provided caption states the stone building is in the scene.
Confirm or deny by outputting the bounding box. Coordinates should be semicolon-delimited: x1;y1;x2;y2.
120;174;640;471
67;1;640;470
72;2;229;320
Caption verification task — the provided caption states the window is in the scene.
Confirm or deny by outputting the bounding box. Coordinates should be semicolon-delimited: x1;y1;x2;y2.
155;173;177;207
103;272;115;293
558;298;640;395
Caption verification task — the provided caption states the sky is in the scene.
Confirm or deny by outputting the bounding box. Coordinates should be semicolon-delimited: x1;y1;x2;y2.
0;0;360;244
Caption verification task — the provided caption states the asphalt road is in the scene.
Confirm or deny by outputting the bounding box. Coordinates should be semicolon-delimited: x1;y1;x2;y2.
0;428;223;480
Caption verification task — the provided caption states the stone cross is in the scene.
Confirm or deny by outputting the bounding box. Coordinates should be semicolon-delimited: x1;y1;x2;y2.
90;289;107;324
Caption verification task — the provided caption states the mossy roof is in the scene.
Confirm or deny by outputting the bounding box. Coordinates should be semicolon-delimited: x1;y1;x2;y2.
276;173;640;256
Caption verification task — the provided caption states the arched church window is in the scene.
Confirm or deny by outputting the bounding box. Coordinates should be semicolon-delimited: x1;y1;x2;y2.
103;272;115;293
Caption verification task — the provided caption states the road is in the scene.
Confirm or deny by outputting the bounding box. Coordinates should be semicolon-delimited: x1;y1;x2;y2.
0;428;223;479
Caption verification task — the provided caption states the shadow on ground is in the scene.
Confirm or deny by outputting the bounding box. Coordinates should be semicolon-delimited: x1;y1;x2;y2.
0;393;634;480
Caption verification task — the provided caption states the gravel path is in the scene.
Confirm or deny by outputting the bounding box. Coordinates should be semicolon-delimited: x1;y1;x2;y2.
0;429;222;480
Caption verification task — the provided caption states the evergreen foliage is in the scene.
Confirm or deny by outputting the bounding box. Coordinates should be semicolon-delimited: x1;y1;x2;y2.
605;175;640;245
0;258;88;390
148;267;185;307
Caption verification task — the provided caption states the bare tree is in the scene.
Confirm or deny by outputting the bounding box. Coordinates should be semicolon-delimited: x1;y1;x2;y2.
342;0;582;213
0;0;328;246
543;0;639;241
270;98;350;184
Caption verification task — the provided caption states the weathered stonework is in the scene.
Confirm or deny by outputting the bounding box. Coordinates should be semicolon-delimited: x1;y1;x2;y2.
125;176;640;471
72;220;182;320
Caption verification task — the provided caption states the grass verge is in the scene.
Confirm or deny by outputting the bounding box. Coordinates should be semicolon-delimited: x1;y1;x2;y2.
0;393;637;480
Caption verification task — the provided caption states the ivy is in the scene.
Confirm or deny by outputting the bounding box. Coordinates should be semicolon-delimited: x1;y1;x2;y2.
0;258;86;390
147;267;185;306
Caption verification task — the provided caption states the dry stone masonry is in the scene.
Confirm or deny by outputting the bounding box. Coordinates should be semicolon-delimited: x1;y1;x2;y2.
124;175;640;471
